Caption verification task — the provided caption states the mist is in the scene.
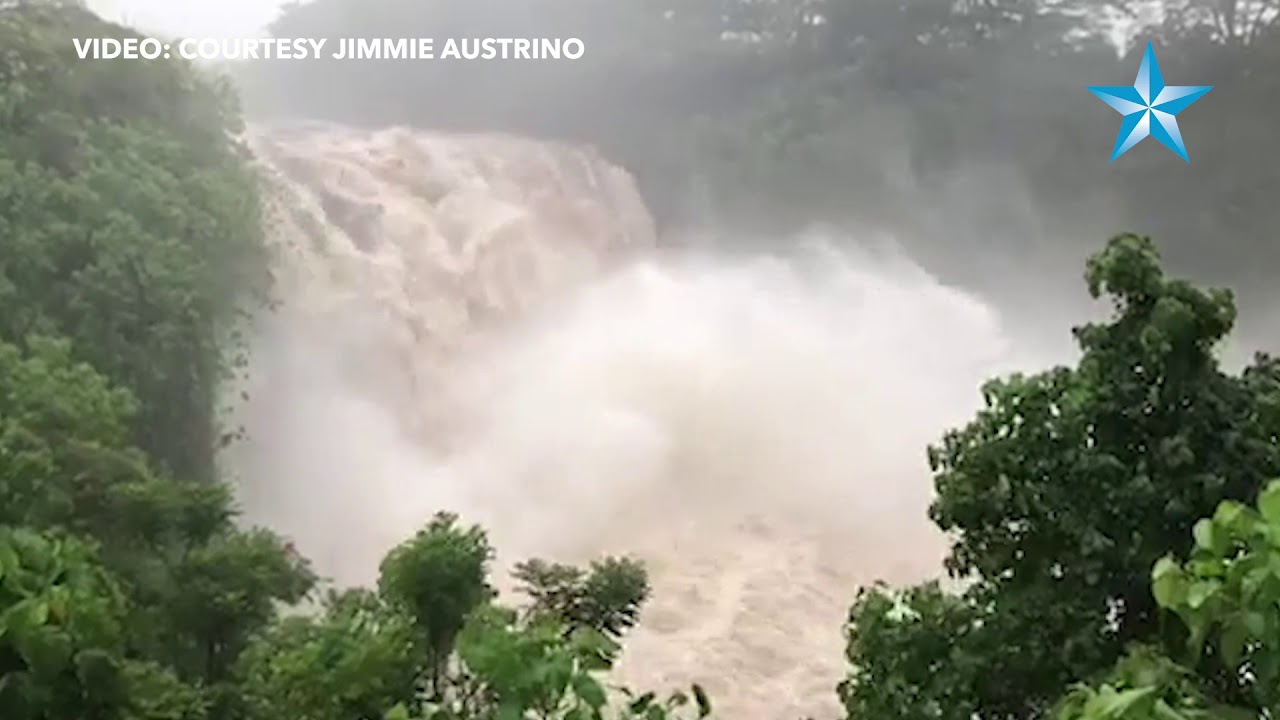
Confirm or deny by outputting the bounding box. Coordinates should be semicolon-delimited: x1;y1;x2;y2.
227;242;1048;719
6;2;1279;719
189;1;1277;716
211;119;1099;717
229;240;1048;577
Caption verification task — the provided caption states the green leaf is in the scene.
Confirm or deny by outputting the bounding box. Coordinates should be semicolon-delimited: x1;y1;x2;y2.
572;673;607;709
1192;519;1216;551
0;541;19;575
1150;699;1187;720
1243;611;1266;636
1098;686;1156;717
27;600;49;627
1185;581;1217;610
1258;480;1280;525
1219;620;1247;667
18;626;73;677
1212;501;1246;531
1151;557;1186;608
1186;616;1211;660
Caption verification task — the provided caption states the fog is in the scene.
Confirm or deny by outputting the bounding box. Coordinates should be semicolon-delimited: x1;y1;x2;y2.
224;124;1075;717
86;0;281;38
71;1;1279;715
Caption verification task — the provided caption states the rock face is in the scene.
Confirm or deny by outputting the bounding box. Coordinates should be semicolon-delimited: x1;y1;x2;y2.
226;122;1014;720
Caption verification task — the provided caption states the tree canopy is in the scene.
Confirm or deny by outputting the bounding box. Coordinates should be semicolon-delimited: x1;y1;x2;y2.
0;0;267;481
237;0;1280;297
842;235;1280;719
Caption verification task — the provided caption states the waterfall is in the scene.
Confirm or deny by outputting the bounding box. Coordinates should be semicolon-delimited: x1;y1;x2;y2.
225;121;1033;718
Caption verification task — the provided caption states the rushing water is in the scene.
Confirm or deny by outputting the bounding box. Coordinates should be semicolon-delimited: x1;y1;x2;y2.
225;122;1047;718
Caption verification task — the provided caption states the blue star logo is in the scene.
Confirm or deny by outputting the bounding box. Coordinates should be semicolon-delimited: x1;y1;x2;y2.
1087;42;1212;162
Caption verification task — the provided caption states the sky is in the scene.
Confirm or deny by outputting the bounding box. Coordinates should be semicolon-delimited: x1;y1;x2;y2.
86;0;287;39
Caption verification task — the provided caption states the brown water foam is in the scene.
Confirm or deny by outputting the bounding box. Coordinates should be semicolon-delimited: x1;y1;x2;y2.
225;123;1036;718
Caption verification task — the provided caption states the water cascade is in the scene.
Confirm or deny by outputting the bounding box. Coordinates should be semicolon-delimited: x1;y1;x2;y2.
226;122;1033;719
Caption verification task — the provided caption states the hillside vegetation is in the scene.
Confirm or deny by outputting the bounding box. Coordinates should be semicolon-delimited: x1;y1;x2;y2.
2;2;1280;720
239;0;1280;291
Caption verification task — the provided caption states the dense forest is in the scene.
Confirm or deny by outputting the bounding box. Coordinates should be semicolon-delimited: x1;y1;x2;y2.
3;1;1280;720
237;0;1280;299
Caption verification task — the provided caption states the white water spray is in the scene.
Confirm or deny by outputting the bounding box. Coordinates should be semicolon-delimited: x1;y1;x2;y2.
226;124;1046;719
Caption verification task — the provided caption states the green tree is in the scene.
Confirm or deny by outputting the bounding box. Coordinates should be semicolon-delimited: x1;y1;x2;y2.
401;603;713;720
231;514;708;720
839;581;984;720
378;512;497;699
241;0;1280;300
512;556;649;645
167;529;316;684
0;334;315;710
0;4;353;720
0;1;269;480
0;336;140;531
843;235;1280;719
236;589;420;720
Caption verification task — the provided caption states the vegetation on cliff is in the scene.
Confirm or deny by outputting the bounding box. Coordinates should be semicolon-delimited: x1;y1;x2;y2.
241;0;1280;291
0;0;266;481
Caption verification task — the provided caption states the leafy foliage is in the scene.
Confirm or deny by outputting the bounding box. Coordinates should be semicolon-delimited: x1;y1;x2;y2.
843;235;1280;719
0;8;707;715
0;527;128;720
0;7;316;714
0;333;315;710
1055;479;1280;720
0;0;268;480
513;556;649;643
839;581;984;720
393;603;713;720
236;590;420;720
377;511;497;698
1052;647;1219;720
1149;480;1280;714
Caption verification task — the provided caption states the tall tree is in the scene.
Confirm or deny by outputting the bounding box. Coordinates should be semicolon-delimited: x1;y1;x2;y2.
843;235;1280;719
